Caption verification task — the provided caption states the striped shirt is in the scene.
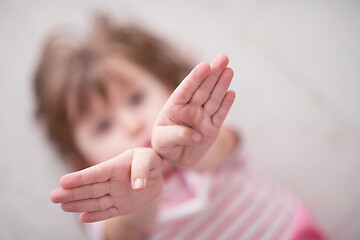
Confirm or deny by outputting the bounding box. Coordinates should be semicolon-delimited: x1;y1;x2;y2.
85;155;326;240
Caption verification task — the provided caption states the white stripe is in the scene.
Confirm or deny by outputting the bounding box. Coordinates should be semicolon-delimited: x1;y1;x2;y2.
240;190;283;240
151;170;249;240
84;221;105;240
172;173;254;240
150;170;230;240
194;180;256;240
213;183;273;240
212;165;246;191
261;195;295;240
157;173;210;223
278;198;298;240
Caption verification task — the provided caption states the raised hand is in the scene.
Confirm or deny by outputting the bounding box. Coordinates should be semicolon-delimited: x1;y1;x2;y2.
152;54;235;167
50;148;163;223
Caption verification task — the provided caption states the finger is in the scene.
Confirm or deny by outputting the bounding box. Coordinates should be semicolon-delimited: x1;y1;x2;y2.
59;165;110;189
50;181;110;203
190;54;229;106
79;207;119;223
152;125;201;160
203;67;234;115
60;151;131;189
212;90;236;127
152;125;202;150
131;148;163;191
61;194;113;213
170;62;210;105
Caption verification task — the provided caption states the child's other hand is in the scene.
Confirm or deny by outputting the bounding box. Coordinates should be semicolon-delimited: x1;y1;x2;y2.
50;148;163;223
152;54;235;167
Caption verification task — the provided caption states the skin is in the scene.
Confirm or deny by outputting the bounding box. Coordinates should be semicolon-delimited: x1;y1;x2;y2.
72;57;172;166
152;54;236;168
50;54;237;239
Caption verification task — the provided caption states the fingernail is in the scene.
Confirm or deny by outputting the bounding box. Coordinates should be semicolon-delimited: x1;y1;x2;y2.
192;133;201;143
133;178;144;189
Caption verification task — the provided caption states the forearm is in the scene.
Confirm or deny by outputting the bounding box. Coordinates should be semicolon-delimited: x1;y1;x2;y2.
105;217;143;240
191;126;239;172
105;197;160;240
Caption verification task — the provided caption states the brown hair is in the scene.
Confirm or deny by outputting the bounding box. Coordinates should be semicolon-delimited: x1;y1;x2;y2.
33;14;193;170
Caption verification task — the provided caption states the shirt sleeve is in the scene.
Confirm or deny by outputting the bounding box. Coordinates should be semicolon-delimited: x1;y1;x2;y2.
84;221;105;240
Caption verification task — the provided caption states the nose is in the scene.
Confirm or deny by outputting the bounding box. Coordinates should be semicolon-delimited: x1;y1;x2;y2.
118;109;145;136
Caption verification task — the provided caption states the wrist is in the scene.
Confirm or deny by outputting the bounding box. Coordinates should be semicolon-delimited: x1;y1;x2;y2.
192;126;239;172
105;217;143;240
105;197;160;240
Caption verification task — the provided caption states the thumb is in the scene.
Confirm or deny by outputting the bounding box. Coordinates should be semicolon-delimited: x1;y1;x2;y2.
151;125;202;161
131;148;163;191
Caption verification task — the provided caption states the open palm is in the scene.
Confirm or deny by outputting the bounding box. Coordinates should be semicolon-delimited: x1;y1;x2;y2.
152;54;235;166
50;148;163;223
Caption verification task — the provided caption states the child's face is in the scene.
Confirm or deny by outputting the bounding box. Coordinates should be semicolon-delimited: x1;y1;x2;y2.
72;58;171;166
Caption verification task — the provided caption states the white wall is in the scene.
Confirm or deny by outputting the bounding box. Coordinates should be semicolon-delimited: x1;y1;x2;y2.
0;1;359;239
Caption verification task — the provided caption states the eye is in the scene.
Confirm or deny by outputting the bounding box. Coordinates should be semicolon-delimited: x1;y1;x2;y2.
129;91;144;106
96;119;112;134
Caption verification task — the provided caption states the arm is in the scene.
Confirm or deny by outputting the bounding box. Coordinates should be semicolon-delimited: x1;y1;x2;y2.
192;125;239;171
152;54;236;171
104;197;159;240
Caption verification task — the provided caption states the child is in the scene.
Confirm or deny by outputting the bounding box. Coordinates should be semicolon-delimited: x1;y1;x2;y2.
34;14;326;240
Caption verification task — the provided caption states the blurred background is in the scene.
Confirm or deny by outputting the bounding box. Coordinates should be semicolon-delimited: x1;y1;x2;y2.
0;0;359;239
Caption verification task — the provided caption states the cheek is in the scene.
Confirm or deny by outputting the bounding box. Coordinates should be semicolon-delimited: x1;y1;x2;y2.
84;141;121;165
147;94;168;121
153;89;170;111
75;129;130;166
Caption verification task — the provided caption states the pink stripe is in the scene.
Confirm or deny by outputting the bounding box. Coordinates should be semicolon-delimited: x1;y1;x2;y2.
208;171;231;198
205;188;256;239
151;169;235;239
269;207;293;240
148;214;195;239
226;187;275;239
209;159;247;196
205;180;272;239
184;176;252;239
187;175;263;239
162;173;250;240
248;197;283;240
